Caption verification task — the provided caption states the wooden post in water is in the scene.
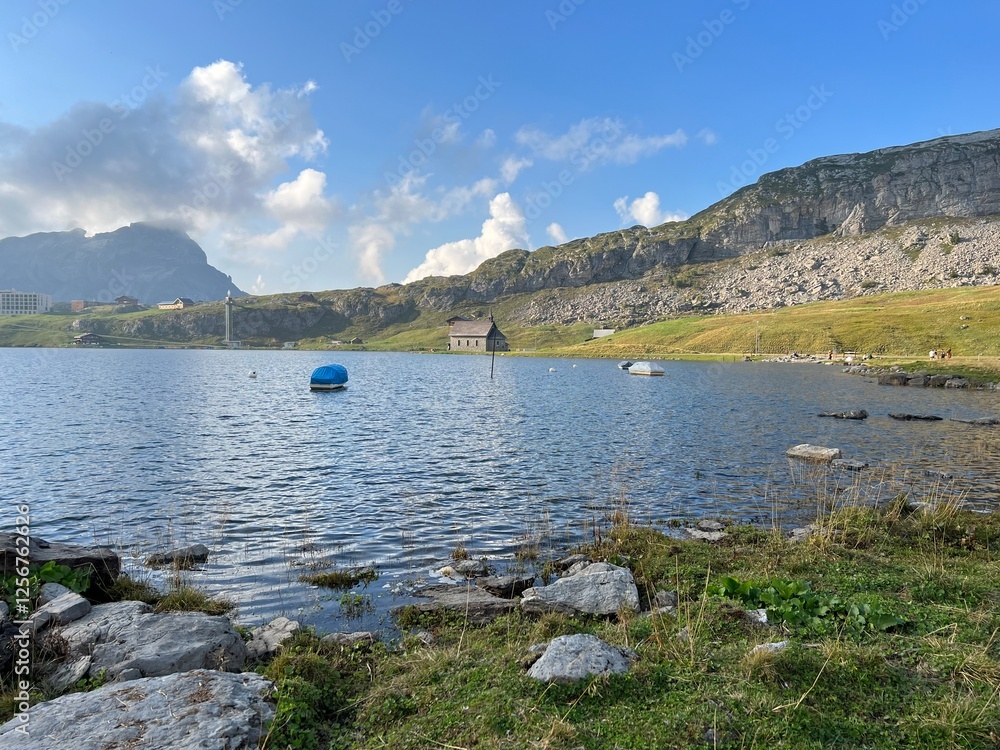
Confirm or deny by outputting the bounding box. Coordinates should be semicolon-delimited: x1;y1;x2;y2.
489;308;496;379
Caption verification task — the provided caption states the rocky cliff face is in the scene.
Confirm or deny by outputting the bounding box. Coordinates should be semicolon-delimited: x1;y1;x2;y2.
0;223;245;303
397;129;1000;308
692;129;1000;256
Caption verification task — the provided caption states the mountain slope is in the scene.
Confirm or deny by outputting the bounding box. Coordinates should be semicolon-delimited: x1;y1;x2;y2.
0;223;245;303
396;129;1000;309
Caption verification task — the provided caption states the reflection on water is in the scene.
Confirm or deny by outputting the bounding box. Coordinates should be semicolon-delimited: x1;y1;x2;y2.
1;348;997;631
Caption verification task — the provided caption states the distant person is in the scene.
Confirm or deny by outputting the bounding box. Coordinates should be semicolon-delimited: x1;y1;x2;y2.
828;350;833;360
946;348;952;359
929;349;937;360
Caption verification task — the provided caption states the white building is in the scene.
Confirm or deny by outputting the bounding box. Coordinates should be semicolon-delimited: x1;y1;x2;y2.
0;290;53;316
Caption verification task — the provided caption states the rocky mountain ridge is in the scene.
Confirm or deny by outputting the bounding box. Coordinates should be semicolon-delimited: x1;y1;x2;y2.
0;223;244;304
11;129;1000;342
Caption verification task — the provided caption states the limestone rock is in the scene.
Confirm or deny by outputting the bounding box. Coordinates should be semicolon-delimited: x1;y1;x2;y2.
41;656;91;694
527;634;637;684
0;669;273;749
403;584;517;625
58;601;246;681
450;559;489;578
951;417;1000;425
554;553;592;572
831;459;869;471
145;543;211;568
475;574;535;599
818;410;869;419
749;640;789;656
786;444;842;462
520;562;639;616
246;616;300;662
685;528;727;542
322;631;377;647
37;582;71;606
29;592;91;632
0;534;120;591
888;413;942;421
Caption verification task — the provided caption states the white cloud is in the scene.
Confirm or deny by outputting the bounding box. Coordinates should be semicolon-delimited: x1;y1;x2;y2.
546;222;569;244
697;128;718;145
500;156;532;183
515;117;687;167
349;223;395;285
264;168;336;233
476;128;497;148
0;59;330;259
614;192;686;228
346;172;501;283
403;193;528;282
250;274;266;294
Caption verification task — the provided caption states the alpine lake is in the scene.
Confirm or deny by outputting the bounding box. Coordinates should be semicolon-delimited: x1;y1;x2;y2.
2;347;998;634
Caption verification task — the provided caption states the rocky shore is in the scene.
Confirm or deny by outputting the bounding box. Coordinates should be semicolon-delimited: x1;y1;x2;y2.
0;535;714;745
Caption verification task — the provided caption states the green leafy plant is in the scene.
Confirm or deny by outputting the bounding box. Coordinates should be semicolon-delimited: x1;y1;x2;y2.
0;562;91;613
708;576;904;634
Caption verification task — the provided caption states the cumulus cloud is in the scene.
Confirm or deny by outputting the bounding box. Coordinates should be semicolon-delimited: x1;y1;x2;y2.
546;222;569;244
349;223;396;285
403;193;528;282
0;60;332;259
346;172;500;283
614;192;686;228
515;117;687;167
697;128;718;145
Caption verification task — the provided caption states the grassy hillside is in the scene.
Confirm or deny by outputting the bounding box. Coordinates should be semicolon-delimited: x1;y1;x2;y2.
3;286;999;375
562;285;1000;360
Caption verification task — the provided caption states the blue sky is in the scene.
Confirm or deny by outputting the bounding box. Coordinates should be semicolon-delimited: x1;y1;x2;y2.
2;0;998;296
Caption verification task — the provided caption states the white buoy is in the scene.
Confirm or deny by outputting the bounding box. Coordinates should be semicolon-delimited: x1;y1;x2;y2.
572;364;577;368
548;367;556;372
248;371;257;378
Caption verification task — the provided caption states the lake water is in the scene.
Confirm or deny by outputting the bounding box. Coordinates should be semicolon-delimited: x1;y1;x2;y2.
2;348;998;633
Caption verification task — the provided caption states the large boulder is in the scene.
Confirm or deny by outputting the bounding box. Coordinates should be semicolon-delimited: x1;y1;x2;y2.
0;534;120;591
520;562;639;616
0;669;273;749
56;601;246;681
527;634;637;684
